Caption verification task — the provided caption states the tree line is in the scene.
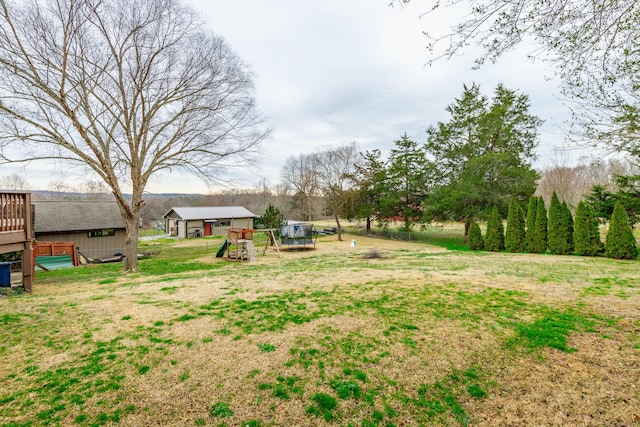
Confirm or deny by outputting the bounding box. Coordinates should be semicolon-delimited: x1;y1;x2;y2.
280;83;540;238
6;81;637;248
278;82;638;253
469;193;637;260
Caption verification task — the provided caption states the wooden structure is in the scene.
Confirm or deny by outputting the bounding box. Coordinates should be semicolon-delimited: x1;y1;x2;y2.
0;192;34;292
33;200;125;260
33;241;79;267
259;228;281;257
225;228;258;262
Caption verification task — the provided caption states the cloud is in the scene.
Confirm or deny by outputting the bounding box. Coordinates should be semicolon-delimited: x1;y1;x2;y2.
3;0;587;193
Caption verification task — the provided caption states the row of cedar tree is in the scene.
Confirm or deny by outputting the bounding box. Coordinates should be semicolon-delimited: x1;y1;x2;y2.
469;192;638;260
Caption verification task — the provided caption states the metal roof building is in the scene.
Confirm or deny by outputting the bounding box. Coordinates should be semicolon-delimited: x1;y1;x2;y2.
34;200;124;232
33;200;125;260
163;206;257;238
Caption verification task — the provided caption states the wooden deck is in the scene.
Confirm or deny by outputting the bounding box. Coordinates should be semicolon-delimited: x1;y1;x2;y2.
0;192;33;292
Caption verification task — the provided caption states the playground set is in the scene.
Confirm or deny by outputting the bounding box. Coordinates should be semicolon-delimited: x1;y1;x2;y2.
216;228;281;262
215;221;328;262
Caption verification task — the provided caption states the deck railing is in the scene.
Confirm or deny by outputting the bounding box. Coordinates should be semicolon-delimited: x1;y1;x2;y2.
1;192;27;232
0;191;33;292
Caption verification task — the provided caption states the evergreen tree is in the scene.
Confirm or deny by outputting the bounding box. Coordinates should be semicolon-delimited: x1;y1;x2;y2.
530;198;548;253
605;201;638;260
256;204;286;245
562;201;575;253
505;199;525;252
585;184;617;223
424;83;540;238
468;220;484;250
256;204;286;229
485;206;505;252
548;192;572;255
586;176;640;227
547;192;562;253
524;195;538;252
350;149;387;233
574;200;602;256
384;134;430;231
611;175;640;228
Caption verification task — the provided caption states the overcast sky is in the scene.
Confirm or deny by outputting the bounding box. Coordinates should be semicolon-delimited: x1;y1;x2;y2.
5;0;585;194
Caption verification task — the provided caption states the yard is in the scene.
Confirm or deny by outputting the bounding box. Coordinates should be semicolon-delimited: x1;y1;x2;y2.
1;232;639;426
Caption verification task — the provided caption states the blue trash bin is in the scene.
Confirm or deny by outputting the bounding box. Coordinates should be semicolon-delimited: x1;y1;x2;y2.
0;262;10;287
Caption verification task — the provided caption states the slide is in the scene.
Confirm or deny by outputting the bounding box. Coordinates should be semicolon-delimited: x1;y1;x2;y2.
215;239;228;258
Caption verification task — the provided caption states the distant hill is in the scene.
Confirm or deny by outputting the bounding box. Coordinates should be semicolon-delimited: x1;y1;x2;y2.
30;191;204;201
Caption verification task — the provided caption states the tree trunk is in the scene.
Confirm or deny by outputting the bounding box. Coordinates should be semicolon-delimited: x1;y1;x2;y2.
335;213;342;241
123;214;140;272
366;216;371;234
115;187;143;273
306;194;312;221
463;219;471;243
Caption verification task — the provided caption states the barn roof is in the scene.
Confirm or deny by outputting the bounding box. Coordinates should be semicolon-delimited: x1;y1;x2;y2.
164;206;257;220
34;200;124;232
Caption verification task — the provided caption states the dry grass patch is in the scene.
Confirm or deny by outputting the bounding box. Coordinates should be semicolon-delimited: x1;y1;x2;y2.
1;234;638;426
469;331;640;426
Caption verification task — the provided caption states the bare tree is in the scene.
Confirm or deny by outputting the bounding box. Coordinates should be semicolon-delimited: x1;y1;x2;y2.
536;158;639;208
536;165;582;209
272;182;293;219
394;0;636;70
394;0;640;161
82;180;112;201
0;173;31;191
203;185;274;217
0;0;268;271
47;180;73;197
317;143;359;241
139;195;174;229
281;153;321;221
252;178;274;215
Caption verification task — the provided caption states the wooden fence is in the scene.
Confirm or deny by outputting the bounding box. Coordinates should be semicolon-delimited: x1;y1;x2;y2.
34;241;79;266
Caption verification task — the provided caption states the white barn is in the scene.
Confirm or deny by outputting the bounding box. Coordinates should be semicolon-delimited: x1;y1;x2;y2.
163;206;257;238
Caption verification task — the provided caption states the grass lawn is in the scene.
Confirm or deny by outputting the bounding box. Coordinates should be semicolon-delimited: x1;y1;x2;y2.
1;232;639;426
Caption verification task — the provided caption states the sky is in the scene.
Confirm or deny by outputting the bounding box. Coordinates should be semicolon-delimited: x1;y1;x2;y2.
3;0;586;194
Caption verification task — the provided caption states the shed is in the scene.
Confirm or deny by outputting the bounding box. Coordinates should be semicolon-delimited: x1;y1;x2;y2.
163;206;257;238
33;200;126;260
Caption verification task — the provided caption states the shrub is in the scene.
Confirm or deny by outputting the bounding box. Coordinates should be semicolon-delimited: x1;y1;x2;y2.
524;196;538;252
256;204;286;244
485;206;505;252
505;199;525;253
574;200;602;256
548;193;573;255
562;201;575;253
530;197;548;254
468;220;484;250
605;201;638;260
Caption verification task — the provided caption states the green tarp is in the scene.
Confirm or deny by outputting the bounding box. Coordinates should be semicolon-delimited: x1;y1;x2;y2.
35;256;74;271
